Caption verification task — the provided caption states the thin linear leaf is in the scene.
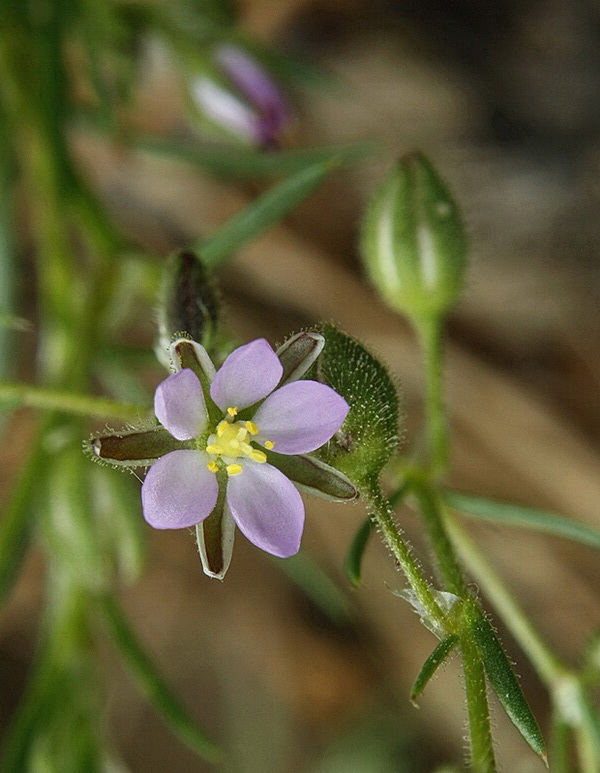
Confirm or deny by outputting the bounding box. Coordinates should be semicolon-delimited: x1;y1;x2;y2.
135;134;373;180
445;490;600;551
466;603;547;764
345;517;373;587
196;161;341;269
100;595;222;764
274;551;352;627
410;634;459;705
0;420;51;607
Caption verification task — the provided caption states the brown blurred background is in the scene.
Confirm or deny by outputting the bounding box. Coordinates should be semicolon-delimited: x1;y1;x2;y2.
3;0;600;770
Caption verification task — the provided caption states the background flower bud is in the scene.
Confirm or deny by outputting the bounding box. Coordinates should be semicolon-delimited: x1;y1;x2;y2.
360;152;467;322
190;44;290;147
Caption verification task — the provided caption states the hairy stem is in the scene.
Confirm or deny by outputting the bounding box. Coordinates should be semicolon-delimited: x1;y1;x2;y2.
364;480;448;630
461;631;497;772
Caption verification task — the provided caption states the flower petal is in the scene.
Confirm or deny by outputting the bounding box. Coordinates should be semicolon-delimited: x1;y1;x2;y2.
154;369;207;440
226;462;304;558
210;338;283;411
191;77;262;144
216;45;287;115
141;450;218;529
252;380;349;454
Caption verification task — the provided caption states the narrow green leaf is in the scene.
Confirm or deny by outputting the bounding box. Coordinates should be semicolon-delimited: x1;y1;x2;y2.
445;490;600;551
274;551;352;627
345;517;373;587
467;604;547;763
100;595;222;764
196;161;339;269
135;134;373;180
549;711;572;773
0;381;143;421
0;645;64;773
411;634;459;706
0;419;51;607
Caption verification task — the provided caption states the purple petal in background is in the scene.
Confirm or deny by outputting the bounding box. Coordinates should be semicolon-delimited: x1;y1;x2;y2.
252;381;349;454
226;462;304;557
216;44;289;135
191;77;262;144
154;369;207;441
141;450;218;529
210;338;283;412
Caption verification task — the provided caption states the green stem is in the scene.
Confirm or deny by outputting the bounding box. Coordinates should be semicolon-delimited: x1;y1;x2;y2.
0;381;145;421
415;316;449;477
410;478;468;597
550;710;572;773
364;480;448;630
460;631;497;772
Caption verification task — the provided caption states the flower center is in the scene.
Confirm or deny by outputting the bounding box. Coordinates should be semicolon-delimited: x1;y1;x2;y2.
205;407;274;477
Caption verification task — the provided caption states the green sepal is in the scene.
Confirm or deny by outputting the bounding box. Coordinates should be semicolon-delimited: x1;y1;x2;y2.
158;249;222;356
195;472;235;580
316;323;401;483
466;602;547;764
85;425;188;468
345;517;373;587
276;330;324;385
170;338;222;425
410;634;459;706
265;449;358;502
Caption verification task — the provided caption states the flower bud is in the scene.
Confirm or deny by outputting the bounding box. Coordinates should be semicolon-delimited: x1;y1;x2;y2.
190;44;290;148
156;249;221;367
360;152;467;322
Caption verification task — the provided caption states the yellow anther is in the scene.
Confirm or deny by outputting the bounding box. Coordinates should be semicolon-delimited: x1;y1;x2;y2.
249;450;267;464
226;463;243;476
206;443;223;455
217;421;229;437
265;440;275;450
227;406;238;417
207;461;219;473
245;421;258;435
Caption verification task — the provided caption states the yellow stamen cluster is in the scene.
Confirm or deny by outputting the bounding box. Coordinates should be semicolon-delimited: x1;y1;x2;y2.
205;407;274;476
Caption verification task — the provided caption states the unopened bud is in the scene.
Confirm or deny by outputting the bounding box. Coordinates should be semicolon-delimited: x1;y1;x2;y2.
360;152;467;322
190;44;290;148
157;250;221;363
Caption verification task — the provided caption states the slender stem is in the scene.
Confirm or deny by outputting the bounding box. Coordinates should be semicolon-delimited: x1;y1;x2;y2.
550;710;572;773
364;480;448;630
461;631;497;772
410;478;468;597
0;381;145;421
415;317;449;477
444;513;565;685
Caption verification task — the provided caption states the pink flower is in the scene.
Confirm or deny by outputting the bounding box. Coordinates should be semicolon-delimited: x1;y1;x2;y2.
142;338;349;564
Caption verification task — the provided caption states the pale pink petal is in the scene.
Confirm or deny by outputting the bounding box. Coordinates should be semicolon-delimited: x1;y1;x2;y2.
141;450;218;529
226;462;304;558
191;77;262;143
154;369;207;441
252;381;349;454
210;338;283;411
